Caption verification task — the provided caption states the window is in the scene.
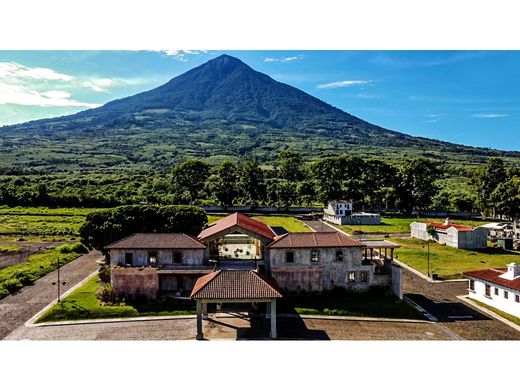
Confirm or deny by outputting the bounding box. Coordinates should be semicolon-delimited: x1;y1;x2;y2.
485;284;491;297
335;250;343;262
516;294;520;303
504;290;508;299
173;251;182;264
469;280;475;291
494;287;499;296
360;271;368;283
310;249;320;263
124;252;133;267
148;252;157;267
286;251;294;263
348;272;356;283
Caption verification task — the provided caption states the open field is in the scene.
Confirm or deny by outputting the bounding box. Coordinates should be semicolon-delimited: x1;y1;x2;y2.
393;238;520;279
36;275;197;323
0;206;102;240
0;244;86;299
207;214;311;233
336;216;487;235
469;298;520;327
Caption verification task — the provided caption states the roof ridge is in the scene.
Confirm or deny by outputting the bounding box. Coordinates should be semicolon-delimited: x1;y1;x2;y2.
190;270;221;297
104;232;139;248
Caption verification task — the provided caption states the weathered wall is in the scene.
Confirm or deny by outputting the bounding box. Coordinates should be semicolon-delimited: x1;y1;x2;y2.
391;264;403;299
111;268;159;299
457;228;487;249
269;247;383;291
324;214;380;226
110;249;206;267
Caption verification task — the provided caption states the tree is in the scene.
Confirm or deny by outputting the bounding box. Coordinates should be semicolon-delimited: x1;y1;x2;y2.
238;159;266;205
396;158;441;212
207;161;240;207
471;157;508;217
492;176;520;220
278;150;306;182
171;160;210;204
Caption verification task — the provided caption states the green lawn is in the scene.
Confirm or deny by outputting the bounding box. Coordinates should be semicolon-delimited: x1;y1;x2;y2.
36;275;196;323
393;238;520;279
280;290;424;320
0;244;23;253
336;216;487;235
0;245;84;299
207;214;311;232
0;206;103;240
469;298;520;326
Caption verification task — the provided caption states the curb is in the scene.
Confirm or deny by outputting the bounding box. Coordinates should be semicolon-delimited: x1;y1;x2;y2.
457;295;520;333
403;295;438;322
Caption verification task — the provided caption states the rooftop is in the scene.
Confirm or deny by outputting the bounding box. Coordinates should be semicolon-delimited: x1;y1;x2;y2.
105;233;206;250
268;232;365;249
190;270;282;300
464;268;520;292
197;212;276;241
426;221;476;232
360;240;401;249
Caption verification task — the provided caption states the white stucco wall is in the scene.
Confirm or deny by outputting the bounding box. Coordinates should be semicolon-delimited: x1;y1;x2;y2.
110;248;206;267
410;222;487;249
467;279;520;318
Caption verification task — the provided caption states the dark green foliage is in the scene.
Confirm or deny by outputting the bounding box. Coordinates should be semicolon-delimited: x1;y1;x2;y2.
79;204;207;251
96;283;116;304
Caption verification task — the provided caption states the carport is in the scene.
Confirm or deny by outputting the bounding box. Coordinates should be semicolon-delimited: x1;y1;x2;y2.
190;269;283;340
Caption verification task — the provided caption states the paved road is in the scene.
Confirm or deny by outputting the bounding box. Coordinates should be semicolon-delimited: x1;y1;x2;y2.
402;268;520;340
302;220;338;232
0;251;102;339
6;315;449;340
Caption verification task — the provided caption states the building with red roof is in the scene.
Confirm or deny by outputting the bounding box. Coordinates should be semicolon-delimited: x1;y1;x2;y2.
410;218;487;249
464;263;520;318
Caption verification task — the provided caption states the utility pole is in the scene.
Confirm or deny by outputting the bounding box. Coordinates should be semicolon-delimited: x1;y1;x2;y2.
57;256;61;302
427;239;430;278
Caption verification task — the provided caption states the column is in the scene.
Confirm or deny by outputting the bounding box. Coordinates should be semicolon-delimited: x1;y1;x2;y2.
266;301;271;319
390;248;394;260
202;302;208;320
196;300;203;340
270;299;277;339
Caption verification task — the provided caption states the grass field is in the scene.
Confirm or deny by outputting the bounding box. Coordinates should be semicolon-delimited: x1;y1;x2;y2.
0;244;22;253
0;206;102;240
392;238;520;279
336;216;487;235
469;298;520;326
0;244;85;299
207;214;311;233
36;275;196;323
280;290;424;319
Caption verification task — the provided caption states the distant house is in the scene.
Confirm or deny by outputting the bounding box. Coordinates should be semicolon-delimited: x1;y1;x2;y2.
464;263;520;319
323;200;380;225
410;218;487;249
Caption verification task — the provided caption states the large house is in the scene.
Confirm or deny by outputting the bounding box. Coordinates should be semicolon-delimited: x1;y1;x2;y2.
464;263;520;319
105;213;402;299
410;218;487;249
323;200;380;225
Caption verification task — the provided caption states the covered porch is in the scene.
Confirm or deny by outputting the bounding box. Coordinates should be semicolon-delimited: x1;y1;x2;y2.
190;270;283;340
359;240;401;274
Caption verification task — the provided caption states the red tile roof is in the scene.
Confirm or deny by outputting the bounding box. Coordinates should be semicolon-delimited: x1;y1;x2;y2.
464;268;520;292
190;270;283;299
427;221;475;232
268;232;366;249
197;213;276;241
105;233;206;250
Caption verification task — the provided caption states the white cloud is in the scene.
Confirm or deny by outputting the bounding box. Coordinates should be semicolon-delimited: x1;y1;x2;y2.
157;50;207;61
0;62;73;81
472;113;509;118
317;80;373;89
264;54;305;63
0;82;100;108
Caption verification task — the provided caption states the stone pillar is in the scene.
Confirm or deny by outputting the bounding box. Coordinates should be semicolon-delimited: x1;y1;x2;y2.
390;248;394;260
266;301;271;319
196;300;203;340
270;299;277;339
202;302;208;320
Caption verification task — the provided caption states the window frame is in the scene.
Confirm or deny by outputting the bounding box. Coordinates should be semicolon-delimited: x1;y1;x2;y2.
516;294;520;303
124;252;133;267
310;249;320;263
360;271;369;283
504;290;509;299
286;251;294;264
148;251;158;267
173;251;183;264
494;287;499;296
469;280;475;292
335;250;343;262
348;271;356;283
485;284;491;297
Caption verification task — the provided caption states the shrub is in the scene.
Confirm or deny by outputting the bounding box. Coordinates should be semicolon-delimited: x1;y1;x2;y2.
56;244;72;254
2;278;24;292
295;308;319;315
98;265;111;283
96;283;116;304
70;242;88;254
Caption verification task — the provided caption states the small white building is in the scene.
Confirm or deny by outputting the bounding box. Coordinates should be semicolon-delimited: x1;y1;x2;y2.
323;200;380;225
464;263;520;319
410;218;487;249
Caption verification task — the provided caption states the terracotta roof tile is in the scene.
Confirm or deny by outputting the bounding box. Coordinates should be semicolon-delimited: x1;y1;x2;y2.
190;270;282;299
105;233;206;250
464;268;520;292
268;232;365;249
197;213;275;241
427;221;476;232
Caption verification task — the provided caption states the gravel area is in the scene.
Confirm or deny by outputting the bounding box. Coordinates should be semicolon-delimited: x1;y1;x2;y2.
0;250;102;339
402;268;520;340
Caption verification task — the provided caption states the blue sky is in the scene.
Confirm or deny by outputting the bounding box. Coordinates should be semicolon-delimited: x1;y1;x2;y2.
0;50;519;151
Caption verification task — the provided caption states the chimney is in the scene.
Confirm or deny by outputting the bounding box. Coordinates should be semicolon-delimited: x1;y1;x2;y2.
444;217;451;226
500;263;520;280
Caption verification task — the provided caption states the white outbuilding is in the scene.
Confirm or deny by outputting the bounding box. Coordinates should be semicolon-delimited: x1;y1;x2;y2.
410;218;487;249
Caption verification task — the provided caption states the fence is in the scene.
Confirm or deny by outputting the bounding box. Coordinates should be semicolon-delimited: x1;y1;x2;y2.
411;210;481;218
201;206;323;213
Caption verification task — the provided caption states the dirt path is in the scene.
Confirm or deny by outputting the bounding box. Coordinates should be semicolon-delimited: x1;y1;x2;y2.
302;220;338;232
402;268;520;340
0;250;102;339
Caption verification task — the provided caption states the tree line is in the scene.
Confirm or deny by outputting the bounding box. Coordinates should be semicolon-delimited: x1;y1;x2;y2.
1;152;519;218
